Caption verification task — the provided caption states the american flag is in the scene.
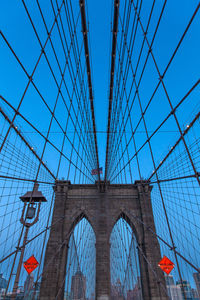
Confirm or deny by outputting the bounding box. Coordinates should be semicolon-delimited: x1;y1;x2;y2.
91;167;103;175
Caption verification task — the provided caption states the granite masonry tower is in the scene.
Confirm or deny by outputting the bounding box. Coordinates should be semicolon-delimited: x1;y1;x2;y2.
40;180;167;300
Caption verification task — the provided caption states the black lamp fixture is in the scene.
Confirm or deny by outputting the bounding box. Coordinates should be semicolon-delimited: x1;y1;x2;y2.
20;182;47;223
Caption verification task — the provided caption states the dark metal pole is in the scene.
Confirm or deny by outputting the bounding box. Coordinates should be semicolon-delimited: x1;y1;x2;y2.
12;226;29;298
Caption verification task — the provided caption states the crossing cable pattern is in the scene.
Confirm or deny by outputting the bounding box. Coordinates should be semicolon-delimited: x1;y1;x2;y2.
0;0;98;297
105;0;200;298
0;0;200;298
64;217;96;300
110;218;144;299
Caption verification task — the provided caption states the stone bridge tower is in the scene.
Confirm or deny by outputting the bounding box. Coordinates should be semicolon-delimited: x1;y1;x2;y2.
40;180;167;300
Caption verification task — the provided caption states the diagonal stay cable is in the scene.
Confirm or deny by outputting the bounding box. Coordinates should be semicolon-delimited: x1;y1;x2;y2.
110;1;200;181
0;35;94;180
0;0;65;154
131;0;200;187
110;80;199;182
107;0;154;178
107;0;167;177
21;1;96;171
0;95;94;182
0;106;55;180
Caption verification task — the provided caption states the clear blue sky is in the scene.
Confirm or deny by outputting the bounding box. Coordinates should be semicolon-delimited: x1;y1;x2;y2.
0;0;199;176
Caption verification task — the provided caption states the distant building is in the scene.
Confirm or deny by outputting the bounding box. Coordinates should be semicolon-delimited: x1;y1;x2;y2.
127;289;134;300
64;291;72;300
165;275;183;300
176;280;193;300
2;286;24;300
0;274;8;300
7;287;24;300
111;278;125;300
111;279;125;300
71;271;86;300
167;285;183;300
16;288;25;300
127;288;141;300
166;275;175;286
34;281;41;300
191;288;199;299
127;277;142;300
17;286;24;293
0;274;7;290
193;271;200;298
88;293;95;300
24;273;34;299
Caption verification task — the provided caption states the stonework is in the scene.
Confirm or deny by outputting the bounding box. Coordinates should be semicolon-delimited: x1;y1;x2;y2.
40;180;167;300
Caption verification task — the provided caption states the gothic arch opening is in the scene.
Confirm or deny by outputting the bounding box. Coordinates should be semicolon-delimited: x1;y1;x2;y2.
110;216;143;300
64;217;96;300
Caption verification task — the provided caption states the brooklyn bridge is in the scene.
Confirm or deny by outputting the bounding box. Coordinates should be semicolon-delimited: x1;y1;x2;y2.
0;0;200;299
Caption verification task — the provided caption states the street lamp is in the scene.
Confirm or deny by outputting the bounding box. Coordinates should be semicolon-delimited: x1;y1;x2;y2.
12;182;47;297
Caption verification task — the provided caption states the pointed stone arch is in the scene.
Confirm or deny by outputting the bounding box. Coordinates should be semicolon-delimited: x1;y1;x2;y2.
65;216;96;300
110;216;142;299
68;211;97;240
110;211;141;244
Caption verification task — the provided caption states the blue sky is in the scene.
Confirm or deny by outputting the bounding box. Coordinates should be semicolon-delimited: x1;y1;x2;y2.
0;0;199;177
0;0;200;175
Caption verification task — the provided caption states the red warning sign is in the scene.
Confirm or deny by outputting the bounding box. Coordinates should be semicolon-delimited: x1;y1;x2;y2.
23;255;39;274
158;256;174;275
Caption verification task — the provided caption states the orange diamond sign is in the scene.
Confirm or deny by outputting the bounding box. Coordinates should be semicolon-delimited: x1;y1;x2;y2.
23;255;39;274
158;256;174;275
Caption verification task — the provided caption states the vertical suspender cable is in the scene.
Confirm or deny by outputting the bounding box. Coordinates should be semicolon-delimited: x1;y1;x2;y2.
105;0;120;182
79;0;100;181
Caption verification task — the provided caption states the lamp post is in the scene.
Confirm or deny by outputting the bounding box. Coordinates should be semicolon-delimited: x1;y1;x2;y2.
12;183;47;298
